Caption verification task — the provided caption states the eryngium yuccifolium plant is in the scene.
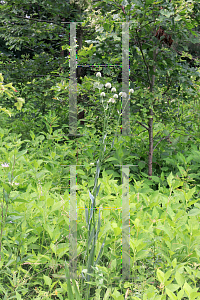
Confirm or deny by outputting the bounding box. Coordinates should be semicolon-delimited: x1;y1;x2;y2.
78;72;134;300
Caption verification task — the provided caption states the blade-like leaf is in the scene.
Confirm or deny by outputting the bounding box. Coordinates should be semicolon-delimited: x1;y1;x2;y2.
96;183;101;198
88;207;93;227
72;278;81;300
85;205;88;225
94;234;107;267
86;243;95;282
93;159;101;192
88;227;95;249
95;209;101;241
64;261;74;300
89;190;95;205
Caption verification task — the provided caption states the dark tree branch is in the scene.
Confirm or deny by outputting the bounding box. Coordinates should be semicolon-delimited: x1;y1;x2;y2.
14;14;65;28
135;28;152;87
153;128;176;151
136;121;149;131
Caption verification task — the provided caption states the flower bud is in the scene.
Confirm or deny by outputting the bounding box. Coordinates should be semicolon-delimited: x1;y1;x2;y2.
105;82;111;89
96;72;101;78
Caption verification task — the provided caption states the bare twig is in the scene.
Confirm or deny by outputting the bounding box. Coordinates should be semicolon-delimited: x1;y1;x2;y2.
136;121;149;131
14;15;64;27
153;128;176;151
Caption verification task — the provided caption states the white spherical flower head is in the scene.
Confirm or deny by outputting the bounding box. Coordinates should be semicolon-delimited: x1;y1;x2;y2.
100;92;105;97
108;98;115;103
96;72;101;78
111;87;116;92
119;92;127;98
123;92;127;98
113;94;118;99
105;82;111;89
129;89;134;94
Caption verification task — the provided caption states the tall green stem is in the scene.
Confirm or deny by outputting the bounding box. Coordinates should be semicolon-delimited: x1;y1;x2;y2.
82;79;131;299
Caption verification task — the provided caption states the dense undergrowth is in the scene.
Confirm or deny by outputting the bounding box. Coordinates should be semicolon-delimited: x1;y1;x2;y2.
0;110;200;299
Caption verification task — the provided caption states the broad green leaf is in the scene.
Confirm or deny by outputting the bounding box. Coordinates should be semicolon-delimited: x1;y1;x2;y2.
157;269;164;283
187;208;200;216
51;201;63;213
43;275;52;287
175;271;185;287
165;288;177;300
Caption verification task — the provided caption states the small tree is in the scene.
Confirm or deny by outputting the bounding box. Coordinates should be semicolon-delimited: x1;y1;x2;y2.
87;0;200;178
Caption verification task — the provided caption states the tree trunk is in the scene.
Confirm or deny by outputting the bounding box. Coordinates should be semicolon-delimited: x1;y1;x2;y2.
148;108;154;177
148;46;158;179
60;17;66;73
77;24;85;125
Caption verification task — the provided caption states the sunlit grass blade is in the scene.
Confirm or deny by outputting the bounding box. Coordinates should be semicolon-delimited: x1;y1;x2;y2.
72;278;81;300
64;260;74;300
64;260;82;300
103;287;112;300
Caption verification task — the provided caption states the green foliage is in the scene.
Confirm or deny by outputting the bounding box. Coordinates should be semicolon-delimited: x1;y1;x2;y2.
1;127;200;299
0;0;200;299
0;73;25;117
